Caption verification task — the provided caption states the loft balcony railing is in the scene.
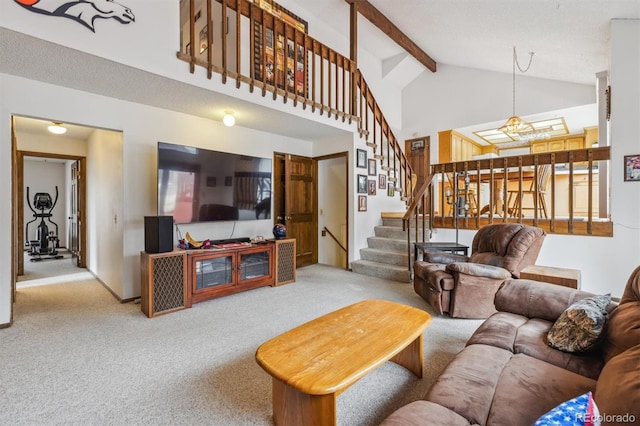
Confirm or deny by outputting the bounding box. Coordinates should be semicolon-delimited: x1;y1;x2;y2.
404;146;612;266
177;0;415;204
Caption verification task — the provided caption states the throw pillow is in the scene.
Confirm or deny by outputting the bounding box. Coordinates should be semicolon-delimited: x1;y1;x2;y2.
534;391;600;426
547;294;611;353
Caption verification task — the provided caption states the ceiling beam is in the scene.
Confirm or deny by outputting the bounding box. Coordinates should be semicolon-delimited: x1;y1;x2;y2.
345;0;437;72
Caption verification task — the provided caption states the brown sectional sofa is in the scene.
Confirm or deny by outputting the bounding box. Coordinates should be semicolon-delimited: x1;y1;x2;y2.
382;266;640;426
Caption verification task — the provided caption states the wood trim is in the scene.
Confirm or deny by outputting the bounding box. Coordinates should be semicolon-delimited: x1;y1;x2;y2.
345;0;437;72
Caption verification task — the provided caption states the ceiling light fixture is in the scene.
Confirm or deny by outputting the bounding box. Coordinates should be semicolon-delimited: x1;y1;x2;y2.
222;111;235;127
498;47;535;138
47;122;67;135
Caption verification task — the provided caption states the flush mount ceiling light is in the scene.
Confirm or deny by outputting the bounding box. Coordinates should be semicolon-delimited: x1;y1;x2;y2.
498;47;535;138
47;122;67;135
222;111;235;127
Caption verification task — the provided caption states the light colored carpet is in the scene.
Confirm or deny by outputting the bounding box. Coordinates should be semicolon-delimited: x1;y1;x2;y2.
2;264;482;426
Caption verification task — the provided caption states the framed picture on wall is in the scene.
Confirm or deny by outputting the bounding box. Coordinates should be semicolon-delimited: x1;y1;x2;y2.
387;182;395;197
357;174;367;193
378;174;386;189
368;180;376;195
357;149;367;168
368;158;377;176
624;154;640;181
358;195;367;212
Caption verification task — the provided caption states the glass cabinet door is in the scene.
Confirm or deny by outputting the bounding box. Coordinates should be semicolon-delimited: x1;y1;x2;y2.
194;254;233;290
239;249;271;282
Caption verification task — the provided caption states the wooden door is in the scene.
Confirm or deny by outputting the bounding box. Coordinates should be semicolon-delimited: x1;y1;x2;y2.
405;136;430;193
276;154;317;267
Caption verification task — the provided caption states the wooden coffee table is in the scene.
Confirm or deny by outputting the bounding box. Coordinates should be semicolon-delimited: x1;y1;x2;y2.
255;299;432;425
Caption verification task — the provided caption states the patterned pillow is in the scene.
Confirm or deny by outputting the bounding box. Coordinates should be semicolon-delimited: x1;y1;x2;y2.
534;391;601;426
547;294;611;353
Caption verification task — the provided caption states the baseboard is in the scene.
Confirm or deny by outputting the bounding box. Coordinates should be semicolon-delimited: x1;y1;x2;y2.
0;321;11;329
91;271;136;304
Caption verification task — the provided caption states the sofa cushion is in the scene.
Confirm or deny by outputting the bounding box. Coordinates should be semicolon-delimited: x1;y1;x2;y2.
594;343;640;424
601;301;640;363
379;400;475;426
486;354;596;426
533;391;599;426
547;294;611;353
469;312;604;380
494;279;613;323
425;344;513;425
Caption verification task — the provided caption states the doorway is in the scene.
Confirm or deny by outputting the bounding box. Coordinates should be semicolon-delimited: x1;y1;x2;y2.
16;152;87;281
12;116;89;299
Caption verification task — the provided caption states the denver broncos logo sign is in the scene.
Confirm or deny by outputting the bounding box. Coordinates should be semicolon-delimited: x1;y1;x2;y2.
14;0;135;32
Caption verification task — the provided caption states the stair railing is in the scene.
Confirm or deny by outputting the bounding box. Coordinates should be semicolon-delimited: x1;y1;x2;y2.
322;226;347;253
402;171;436;270
354;70;415;205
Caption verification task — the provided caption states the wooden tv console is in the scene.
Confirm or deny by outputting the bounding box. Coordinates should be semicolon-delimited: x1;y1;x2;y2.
140;239;296;318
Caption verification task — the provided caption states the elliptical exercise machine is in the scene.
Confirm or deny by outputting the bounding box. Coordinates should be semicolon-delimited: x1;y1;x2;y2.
25;186;63;262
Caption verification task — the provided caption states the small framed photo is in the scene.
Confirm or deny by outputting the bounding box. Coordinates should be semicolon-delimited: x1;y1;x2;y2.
357;174;367;194
356;149;367;168
368;180;376;196
624;154;640;181
378;174;386;189
206;176;217;187
358;195;367;212
387;182;395;197
225;176;233;186
368;158;377;176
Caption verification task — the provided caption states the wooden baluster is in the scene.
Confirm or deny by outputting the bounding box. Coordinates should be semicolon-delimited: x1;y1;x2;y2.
335;52;339;120
342;57;346;121
221;0;228;84
249;1;255;92
272;20;278;100
292;29;298;107
311;39;316;112
261;11;267;97
587;150;593;234
302;32;308;110
236;0;241;88
327;50;332;118
283;27;289;104
207;0;213;79
320;45;325;115
568;152;574;234
550;153;556;234
189;0;195;73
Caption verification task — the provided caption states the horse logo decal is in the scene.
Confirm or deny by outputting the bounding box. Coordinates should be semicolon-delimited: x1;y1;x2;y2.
14;0;135;32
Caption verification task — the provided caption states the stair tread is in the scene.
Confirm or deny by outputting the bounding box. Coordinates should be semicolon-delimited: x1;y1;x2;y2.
352;259;407;271
361;247;408;254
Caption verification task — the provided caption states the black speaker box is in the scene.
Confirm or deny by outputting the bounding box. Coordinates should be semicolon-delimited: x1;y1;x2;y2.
144;216;174;253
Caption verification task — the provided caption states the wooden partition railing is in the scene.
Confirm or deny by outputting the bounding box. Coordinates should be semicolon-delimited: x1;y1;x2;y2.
404;146;612;269
176;0;415;206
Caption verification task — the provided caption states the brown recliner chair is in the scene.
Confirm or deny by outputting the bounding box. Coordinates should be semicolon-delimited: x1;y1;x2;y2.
414;223;546;318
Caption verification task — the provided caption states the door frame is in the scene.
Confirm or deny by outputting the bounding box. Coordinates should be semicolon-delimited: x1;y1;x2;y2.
15;150;87;277
314;151;349;269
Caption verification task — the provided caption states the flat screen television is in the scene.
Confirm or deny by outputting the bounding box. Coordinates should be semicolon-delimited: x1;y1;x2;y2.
157;142;272;223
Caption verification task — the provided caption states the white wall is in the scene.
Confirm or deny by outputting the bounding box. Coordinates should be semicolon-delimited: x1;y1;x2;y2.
87;129;124;296
410;21;640;298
